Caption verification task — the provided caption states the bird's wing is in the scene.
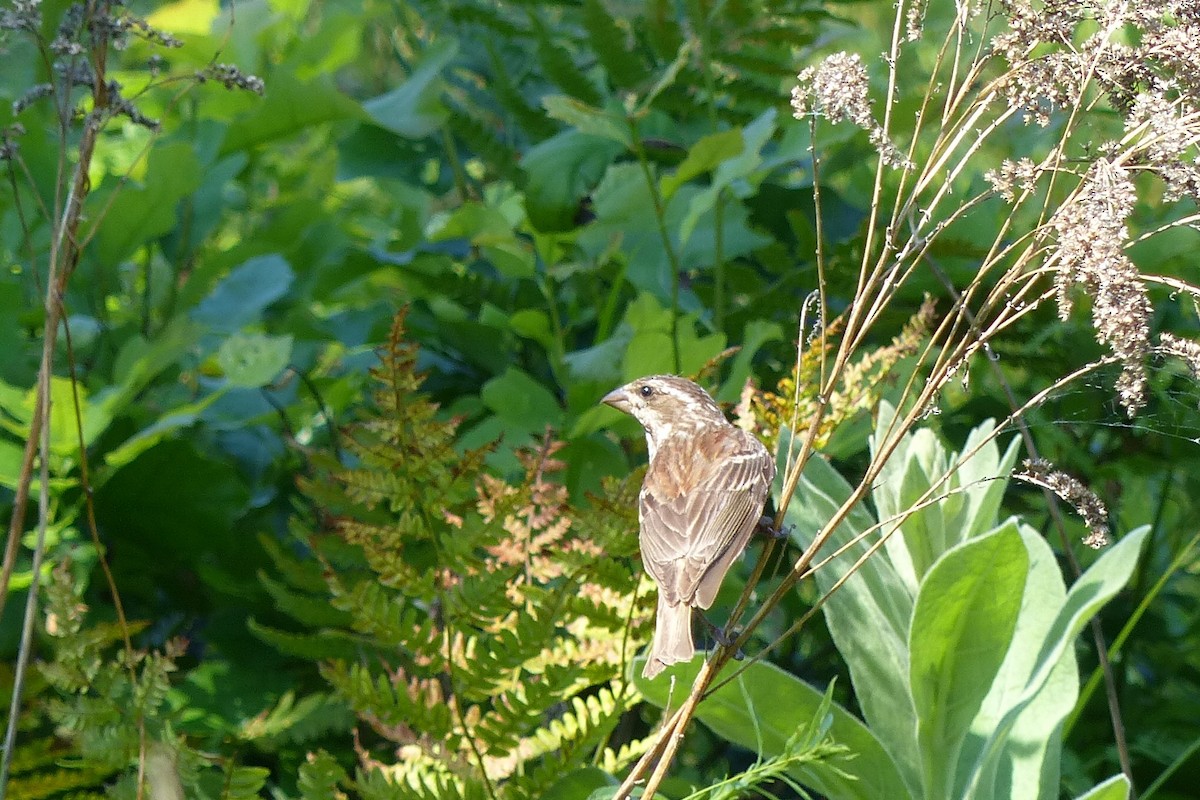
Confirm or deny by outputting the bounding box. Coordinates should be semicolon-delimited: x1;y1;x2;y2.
639;428;774;607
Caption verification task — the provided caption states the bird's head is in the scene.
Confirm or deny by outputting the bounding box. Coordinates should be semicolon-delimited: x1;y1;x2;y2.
602;375;727;453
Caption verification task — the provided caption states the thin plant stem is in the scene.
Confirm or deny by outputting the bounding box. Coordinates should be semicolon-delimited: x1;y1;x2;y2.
0;329;54;800
629;118;685;373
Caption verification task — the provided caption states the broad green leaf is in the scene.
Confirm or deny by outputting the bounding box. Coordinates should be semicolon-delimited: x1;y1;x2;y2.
564;331;630;387
221;72;367;153
1073;775;1130;800
509;309;554;349
660;129;744;200
954;422;1021;542
94;141;203;265
483;243;535;278
103;393;222;469
192;254;295;331
870;402;954;587
426;203;505;242
620;293;726;378
782;449;920;794
218;332;293;388
544;767;618;800
184;152;250;249
581;162;769;298
0;376;114;459
424;200;527;275
363;39;458;138
679;110;776;243
962;526;1074;800
147;0;219;35
717;320;785;403
0;437;21;490
869;401;1010;588
111;317;207;402
962;527;1150;797
910;522;1027;800
636;659;908;800
481;367;564;433
290;10;363;80
543;95;632;146
95;440;251;593
522;130;624;232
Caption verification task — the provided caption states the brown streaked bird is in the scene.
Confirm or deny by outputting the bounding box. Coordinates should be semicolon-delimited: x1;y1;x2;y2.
603;375;776;679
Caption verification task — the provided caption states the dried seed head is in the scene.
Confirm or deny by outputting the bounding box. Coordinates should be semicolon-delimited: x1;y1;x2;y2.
1049;159;1151;415
1157;332;1200;378
1013;459;1110;548
791;52;912;169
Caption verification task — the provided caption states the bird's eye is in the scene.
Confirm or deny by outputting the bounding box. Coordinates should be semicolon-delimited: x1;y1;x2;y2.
639;384;654;398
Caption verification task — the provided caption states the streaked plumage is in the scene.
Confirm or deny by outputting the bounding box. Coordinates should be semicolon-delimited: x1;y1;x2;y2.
602;375;775;678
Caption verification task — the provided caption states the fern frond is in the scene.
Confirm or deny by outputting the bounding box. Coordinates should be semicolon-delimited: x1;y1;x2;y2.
599;733;655;775
483;44;559;140
276;310;648;795
505;687;636;796
447;4;524;39
259;530;330;593
247;619;368;661
259;571;355;627
529;14;602;106
581;0;650;89
356;761;489;800
297;750;350;800
320;662;458;744
223;766;270;800
239;691;354;746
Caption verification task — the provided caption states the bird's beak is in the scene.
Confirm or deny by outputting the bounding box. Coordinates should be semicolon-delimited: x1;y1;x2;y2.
602;386;631;413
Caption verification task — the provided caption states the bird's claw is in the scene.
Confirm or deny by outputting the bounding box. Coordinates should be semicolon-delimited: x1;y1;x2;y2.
757;515;792;540
701;615;745;659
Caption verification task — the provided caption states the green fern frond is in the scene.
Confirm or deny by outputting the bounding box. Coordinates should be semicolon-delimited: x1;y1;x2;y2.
528;14;603;106
320;662;458;742
599;733;655;775
222;765;271;800
483;45;559;140
259;571;355;627
356;761;488;800
446;106;523;179
247;618;368;661
3;734;116;800
239;691;354;746
447;4;525;39
643;0;684;61
581;0;650;89
297;750;350;800
329;580;442;648
273;310;649;795
506;687;636;796
4;763;116;800
259;530;330;593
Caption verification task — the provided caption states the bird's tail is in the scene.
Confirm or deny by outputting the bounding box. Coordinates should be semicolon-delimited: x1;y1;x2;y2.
643;597;694;678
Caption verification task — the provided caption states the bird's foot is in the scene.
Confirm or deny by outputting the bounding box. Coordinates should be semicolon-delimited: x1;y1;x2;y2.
700;615;744;660
757;515;792;540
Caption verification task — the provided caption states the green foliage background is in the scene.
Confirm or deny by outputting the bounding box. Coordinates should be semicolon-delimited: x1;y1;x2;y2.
1;0;1198;798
